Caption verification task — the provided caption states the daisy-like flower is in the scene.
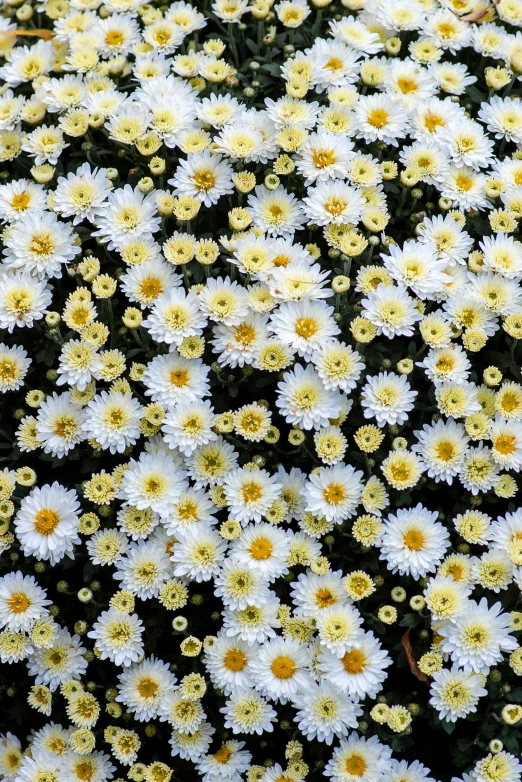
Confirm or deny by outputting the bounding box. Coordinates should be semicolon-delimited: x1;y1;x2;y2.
320;631;392;700
292;681;361;744
162;399;217;456
250;636;311;703
87;607;144;666
354;94;410;146
220;688;277;736
384;759;437;782
169;151;234;207
35;392;86;458
309;38;360;92
22;125;68;166
230;522;290;581
458;444;500;495
214;559;271;611
489;416;522;471
92;184;160;250
417;214;473;266
14;483;81;566
0;343;30;393
361;372;417;427
119;451;187;517
295;130;355;185
412;419;469;484
0;179;46;222
187;437;238;488
316;603;364;656
2;211;80;280
417;345;471;386
423;574;471;621
0;571;50;632
120;257;182;309
324;733;392;782
56;340;103;391
198;277;249;326
171;523;227;582
113;540;171;600
196;740;252;782
380;504;450;578
143;352;210;408
479;234;522;280
27;627;87;691
438;165;488;211
204;632;258;695
224;469;282;525
302;180;364;226
311;342;364;393
82;391;142;454
247;185;305;237
438;598;517;673
53;162;112;225
361;284;422;338
382;242;450;299
142;288;207;347
117;656;176;721
269;299;339;360
304;464;364;523
478;95;522;144
276;364;343;430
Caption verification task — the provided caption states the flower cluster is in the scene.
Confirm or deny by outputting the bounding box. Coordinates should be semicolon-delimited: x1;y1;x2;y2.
1;0;522;780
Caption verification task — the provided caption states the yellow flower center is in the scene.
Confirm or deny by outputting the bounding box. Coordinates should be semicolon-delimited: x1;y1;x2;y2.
34;508;60;536
223;649;247;672
403;528;425;551
271;655;296;680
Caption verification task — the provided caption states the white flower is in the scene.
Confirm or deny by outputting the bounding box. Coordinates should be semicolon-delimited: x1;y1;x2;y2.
143;351;210;409
0;343;31;392
0;179;46;222
119;451;187;517
302;180;364;226
169;151;234;206
116;656;176;722
250;637;312;703
423;574;471;621
14;482;81;565
361;284;422;339
120;257;182;309
35;392;86;458
412;419;470;484
2;211;80;280
316;604;364;656
269;299;340;360
354;94;410;146
417;345;471;385
324;733;392;782
27;627;87;691
162;399;217;456
198;277;249;326
361;371;417;427
220;688;277;735
230;523;290;581
417;214;473;266
319;631;392;700
114;540;171;600
305;464;364;523
380;504;450;578
0;571;50;632
224;469;282;525
87;608;144;666
296;130;355;185
438;598;517;674
311;342;364;393
247;185;305;237
83;391;142;454
53;162;112;225
214;559;271;611
171;523;227;582
56;340;103;391
142;288;207;347
92;184;160;250
204;632;258;695
489;416;522;471
276;363;343;430
196;740;252;782
292;681;361;744
382;242;451;299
